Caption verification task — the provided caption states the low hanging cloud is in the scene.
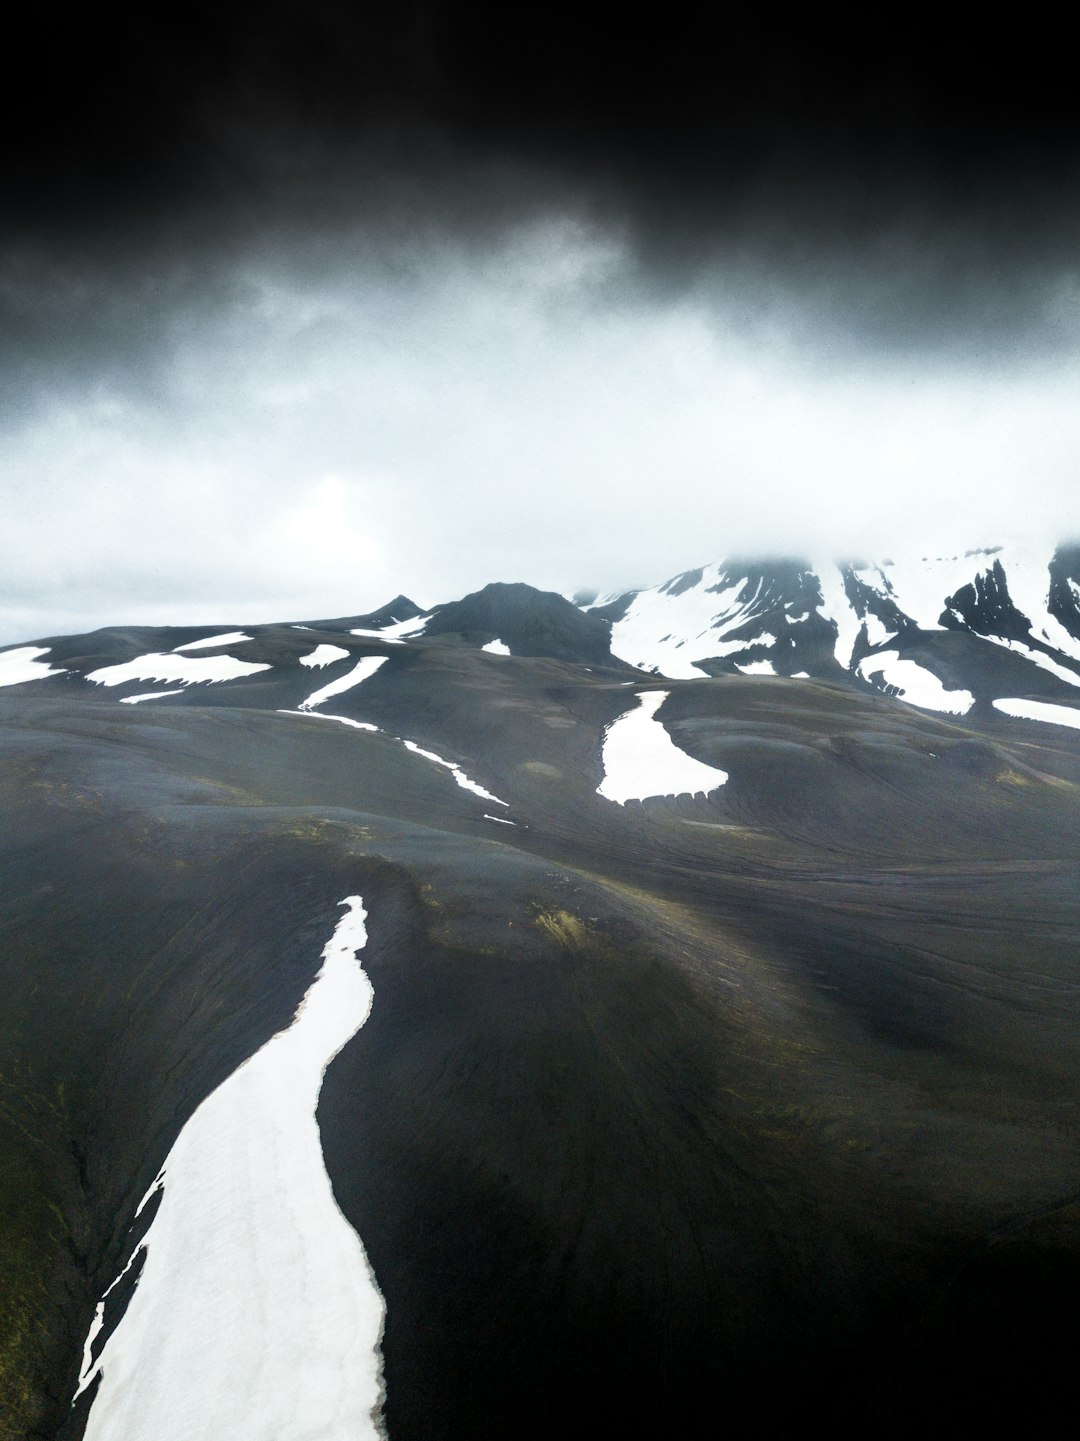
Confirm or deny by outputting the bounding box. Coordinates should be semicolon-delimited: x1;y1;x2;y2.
3;210;1080;644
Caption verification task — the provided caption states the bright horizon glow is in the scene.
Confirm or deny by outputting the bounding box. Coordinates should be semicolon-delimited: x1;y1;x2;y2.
3;219;1079;645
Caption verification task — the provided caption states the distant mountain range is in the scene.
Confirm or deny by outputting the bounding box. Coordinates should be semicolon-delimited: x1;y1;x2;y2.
5;542;1080;730
3;541;1080;1440
585;541;1080;714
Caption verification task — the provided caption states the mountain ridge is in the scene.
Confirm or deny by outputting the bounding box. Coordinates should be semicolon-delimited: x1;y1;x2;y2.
3;540;1080;1437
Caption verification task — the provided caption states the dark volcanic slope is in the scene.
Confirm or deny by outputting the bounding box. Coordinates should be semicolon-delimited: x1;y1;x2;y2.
424;581;620;663
2;585;1080;1438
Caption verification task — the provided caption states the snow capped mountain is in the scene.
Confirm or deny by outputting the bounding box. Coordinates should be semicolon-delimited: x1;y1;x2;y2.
585;542;1080;717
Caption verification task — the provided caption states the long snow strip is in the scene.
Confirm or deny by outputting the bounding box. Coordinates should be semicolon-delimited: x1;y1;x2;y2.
0;646;66;686
172;631;254;652
119;691;184;705
992;697;1080;730
76;896;385;1441
87;653;272;687
400;739;509;805
300;655;388;710
597;690;729;804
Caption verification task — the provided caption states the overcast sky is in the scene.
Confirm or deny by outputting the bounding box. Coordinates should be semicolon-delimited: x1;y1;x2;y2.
4;7;1080;642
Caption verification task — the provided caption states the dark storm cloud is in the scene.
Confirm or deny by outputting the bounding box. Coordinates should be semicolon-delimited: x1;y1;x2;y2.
4;6;1080;643
6;3;1080;361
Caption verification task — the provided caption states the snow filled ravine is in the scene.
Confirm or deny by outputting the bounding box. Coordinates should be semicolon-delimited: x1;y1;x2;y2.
75;896;386;1441
597;691;729;805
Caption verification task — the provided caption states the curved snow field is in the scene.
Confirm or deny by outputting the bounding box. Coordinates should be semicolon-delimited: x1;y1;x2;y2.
482;639;511;655
0;645;66;686
597;691;729;805
300;656;388;710
993;697;1080;730
87;653;272;687
608;566;759;678
76;897;385;1441
855;652;975;714
119;691;184;705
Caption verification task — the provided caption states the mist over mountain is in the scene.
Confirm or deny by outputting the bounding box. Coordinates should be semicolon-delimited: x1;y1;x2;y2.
5;9;1080;1434
5;6;1080;645
4;538;1080;1437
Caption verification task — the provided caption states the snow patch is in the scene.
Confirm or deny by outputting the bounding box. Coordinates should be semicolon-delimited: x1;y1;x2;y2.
992;697;1080;730
173;632;253;652
597;690;729;804
300;656;388;710
856;651;974;714
119;691;184;705
300;644;351;669
482;639;511;655
0;646;67;687
87;653;271;687
76;897;385;1441
607;564;758;678
734;659;776;676
863;613;897;648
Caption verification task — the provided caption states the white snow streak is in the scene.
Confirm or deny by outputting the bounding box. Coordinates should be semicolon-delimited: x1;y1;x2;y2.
277;709;379;731
482;639;511;655
300;655;388;710
300;644;351;668
400;740;509;805
992;697;1080;730
812;561;861;669
734;659;776;676
87;653;272;687
172;632;253;652
276;712;512;809
0;645;66;687
597;690;728;804
856;652;974;714
349;616;427;644
118;691;184;705
77;897;385;1441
